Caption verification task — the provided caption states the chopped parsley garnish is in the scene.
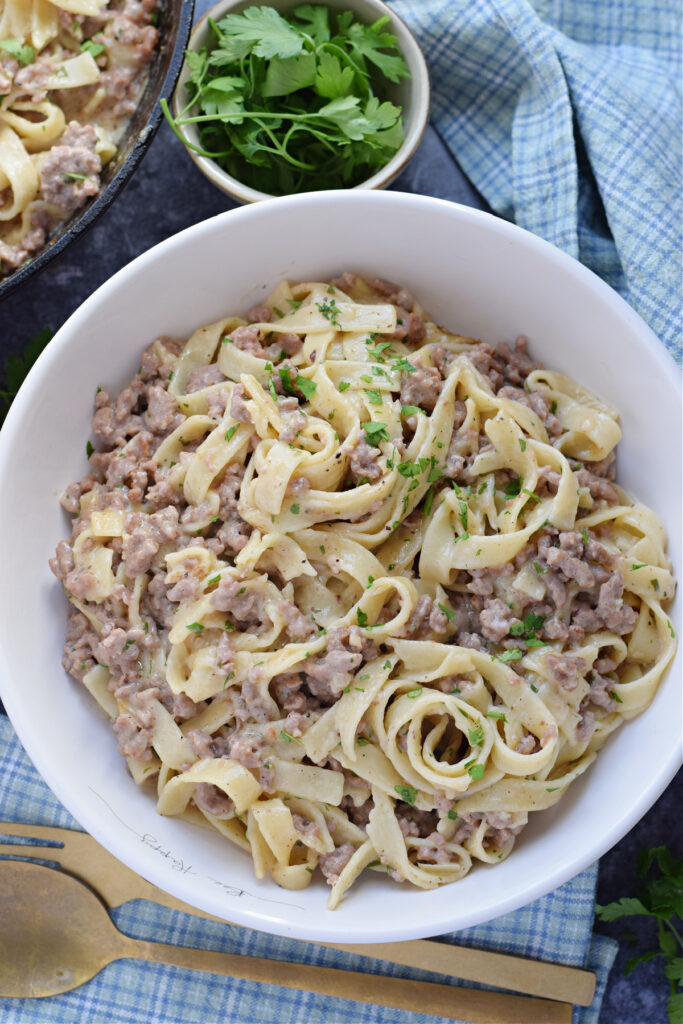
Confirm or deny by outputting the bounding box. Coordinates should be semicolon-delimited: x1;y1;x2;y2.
366;339;393;360
362;420;389;445
0;39;35;65
316;298;341;326
356;737;370;746
383;659;392;669
224;424;239;441
392;357;416;375
394;784;417;805
437;602;454;622
406;687;422;698
338;380;350;391
486;710;507;722
631;562;647;570
667;620;675;638
289;503;300;514
296;375;317;400
518;437;526;452
363;388;382;405
207;574;221;586
522;488;541;503
447;809;458;820
467;763;484;780
86;440;94;458
81;39;107;58
64;171;89;182
468;723;484;746
356;608;368;627
287;299;302;311
497;648;523;663
401;404;423;418
423;486;435;516
186;622;204;633
610;690;623;703
503;476;522;498
533;561;548;574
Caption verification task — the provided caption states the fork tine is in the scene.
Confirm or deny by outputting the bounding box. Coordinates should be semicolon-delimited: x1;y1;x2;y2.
0;822;66;843
0;842;65;858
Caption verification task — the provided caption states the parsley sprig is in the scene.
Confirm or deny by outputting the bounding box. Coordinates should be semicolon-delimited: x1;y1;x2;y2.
596;846;683;1023
0;327;53;426
164;5;409;194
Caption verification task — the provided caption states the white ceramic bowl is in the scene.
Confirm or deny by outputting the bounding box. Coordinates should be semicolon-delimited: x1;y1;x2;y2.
0;191;680;943
172;0;430;202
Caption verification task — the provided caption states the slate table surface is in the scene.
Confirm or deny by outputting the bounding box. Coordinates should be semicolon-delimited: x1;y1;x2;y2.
0;105;679;1024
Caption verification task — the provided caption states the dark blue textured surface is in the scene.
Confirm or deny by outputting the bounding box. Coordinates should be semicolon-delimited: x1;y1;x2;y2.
0;114;679;1023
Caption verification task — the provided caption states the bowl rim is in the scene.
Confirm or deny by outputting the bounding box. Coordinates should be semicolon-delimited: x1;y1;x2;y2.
0;0;196;303
171;0;431;203
0;190;680;942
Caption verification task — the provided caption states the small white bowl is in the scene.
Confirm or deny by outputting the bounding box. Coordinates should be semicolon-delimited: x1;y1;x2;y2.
172;0;430;202
0;191;680;944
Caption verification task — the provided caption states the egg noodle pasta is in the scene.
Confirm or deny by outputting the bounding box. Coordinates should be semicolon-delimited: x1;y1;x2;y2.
52;272;676;909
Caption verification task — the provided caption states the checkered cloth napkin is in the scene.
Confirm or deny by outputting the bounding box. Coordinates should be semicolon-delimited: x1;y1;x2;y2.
0;717;615;1024
392;0;682;361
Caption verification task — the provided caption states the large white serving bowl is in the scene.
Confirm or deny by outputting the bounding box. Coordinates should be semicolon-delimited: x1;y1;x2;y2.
0;191;679;943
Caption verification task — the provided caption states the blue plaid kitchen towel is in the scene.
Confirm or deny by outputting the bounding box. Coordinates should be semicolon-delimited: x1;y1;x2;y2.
0;717;616;1024
392;0;682;360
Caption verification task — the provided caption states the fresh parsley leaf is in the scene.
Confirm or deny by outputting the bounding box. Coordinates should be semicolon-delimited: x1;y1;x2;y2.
337;14;410;84
216;6;304;60
356;608;368;627
0;327;53;425
262;52;316;97
224;424;239;441
314;50;354;98
596;846;683;1023
186;622;204;633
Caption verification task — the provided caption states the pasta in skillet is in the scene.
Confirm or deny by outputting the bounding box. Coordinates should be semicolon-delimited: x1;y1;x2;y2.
51;272;676;909
0;0;159;275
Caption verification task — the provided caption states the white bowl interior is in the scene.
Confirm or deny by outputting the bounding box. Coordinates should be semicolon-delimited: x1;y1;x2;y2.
174;0;430;202
0;191;680;943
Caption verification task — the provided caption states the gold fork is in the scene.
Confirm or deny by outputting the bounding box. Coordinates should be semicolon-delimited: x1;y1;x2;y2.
0;821;596;1008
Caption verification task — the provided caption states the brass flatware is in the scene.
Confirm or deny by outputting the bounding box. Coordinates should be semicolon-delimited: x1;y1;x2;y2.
1;859;574;1021
0;821;596;1006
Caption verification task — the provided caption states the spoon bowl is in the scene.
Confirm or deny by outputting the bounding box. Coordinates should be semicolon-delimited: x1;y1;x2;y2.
0;860;128;998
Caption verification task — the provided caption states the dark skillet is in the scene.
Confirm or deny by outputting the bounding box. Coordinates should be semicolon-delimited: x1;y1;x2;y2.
0;0;195;303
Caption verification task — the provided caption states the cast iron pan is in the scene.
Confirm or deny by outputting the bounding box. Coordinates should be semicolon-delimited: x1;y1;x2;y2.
0;0;195;302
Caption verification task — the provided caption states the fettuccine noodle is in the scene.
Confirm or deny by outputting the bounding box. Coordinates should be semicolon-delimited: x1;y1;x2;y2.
52;273;676;909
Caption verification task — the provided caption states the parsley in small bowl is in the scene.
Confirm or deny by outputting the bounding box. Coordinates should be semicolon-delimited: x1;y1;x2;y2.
165;0;429;200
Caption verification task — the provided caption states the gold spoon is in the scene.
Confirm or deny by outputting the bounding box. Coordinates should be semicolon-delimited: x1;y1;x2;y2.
0;860;573;1022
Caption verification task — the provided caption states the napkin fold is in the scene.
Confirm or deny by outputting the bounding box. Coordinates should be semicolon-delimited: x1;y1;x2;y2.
0;717;616;1024
392;0;682;360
